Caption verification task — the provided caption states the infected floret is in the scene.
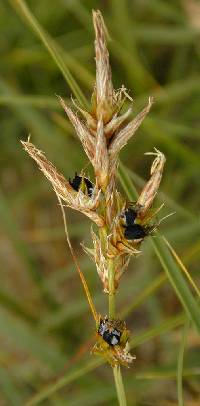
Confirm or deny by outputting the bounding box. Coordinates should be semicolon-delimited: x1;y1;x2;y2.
124;224;147;241
98;317;121;346
121;206;148;242
93;315;135;367
69;173;94;197
122;207;137;227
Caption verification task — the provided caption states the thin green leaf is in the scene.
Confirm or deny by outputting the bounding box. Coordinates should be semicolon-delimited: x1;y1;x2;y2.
132;25;200;45
177;319;190;406
0;366;23;406
130;313;185;348
0;188;42;289
0;308;65;371
135;366;200;380
152;236;200;333
120;273;167;319
27;359;103;406
9;0;88;107
0;95;59;109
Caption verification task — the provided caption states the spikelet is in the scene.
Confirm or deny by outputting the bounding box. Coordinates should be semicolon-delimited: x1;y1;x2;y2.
136;149;166;218
21;141;104;227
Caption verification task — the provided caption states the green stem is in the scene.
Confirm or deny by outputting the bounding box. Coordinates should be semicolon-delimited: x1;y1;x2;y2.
108;258;115;318
107;259;127;406
100;192;127;406
113;365;127;406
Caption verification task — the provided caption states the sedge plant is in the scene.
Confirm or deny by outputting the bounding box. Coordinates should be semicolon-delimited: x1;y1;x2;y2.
22;10;167;405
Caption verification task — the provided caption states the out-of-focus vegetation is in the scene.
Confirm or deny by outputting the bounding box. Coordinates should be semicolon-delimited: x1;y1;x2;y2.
0;0;200;405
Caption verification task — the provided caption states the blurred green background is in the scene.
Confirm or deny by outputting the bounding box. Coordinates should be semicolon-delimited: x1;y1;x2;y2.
1;0;200;405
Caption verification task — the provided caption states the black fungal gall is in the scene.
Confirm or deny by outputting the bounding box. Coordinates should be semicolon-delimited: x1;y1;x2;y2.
98;318;121;346
121;207;147;241
124;224;147;240
69;173;93;197
123;208;137;227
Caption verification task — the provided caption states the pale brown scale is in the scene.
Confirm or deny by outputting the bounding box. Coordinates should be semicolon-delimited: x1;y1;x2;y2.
136;149;166;219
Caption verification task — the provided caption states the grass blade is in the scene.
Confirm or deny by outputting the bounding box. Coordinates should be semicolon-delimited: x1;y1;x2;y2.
152;236;200;333
0;308;65;371
0;95;59;109
120;273;167;319
163;236;200;298
177;319;190;406
0;366;23;406
9;0;88;107
130;313;185;348
26;359;103;406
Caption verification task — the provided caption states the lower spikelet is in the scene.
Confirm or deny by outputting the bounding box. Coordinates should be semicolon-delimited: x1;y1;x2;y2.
21;141;104;227
21;141;70;198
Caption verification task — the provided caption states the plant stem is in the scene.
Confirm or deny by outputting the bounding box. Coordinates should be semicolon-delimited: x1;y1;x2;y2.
113;365;127;406
108;258;115;318
102;192;127;406
107;258;127;405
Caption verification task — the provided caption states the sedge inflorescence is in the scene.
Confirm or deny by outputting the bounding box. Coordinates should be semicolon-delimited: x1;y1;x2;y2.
21;10;166;367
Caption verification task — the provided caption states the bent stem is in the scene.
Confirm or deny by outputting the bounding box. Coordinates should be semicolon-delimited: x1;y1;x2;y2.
113;365;127;406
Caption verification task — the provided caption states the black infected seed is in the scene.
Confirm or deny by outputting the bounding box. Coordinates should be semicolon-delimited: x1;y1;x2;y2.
69;173;93;197
69;173;82;191
124;224;147;240
98;318;121;346
123;208;137;226
84;177;94;197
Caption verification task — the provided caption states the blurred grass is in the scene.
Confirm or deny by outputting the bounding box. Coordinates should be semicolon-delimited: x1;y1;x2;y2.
0;0;200;405
177;319;190;406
